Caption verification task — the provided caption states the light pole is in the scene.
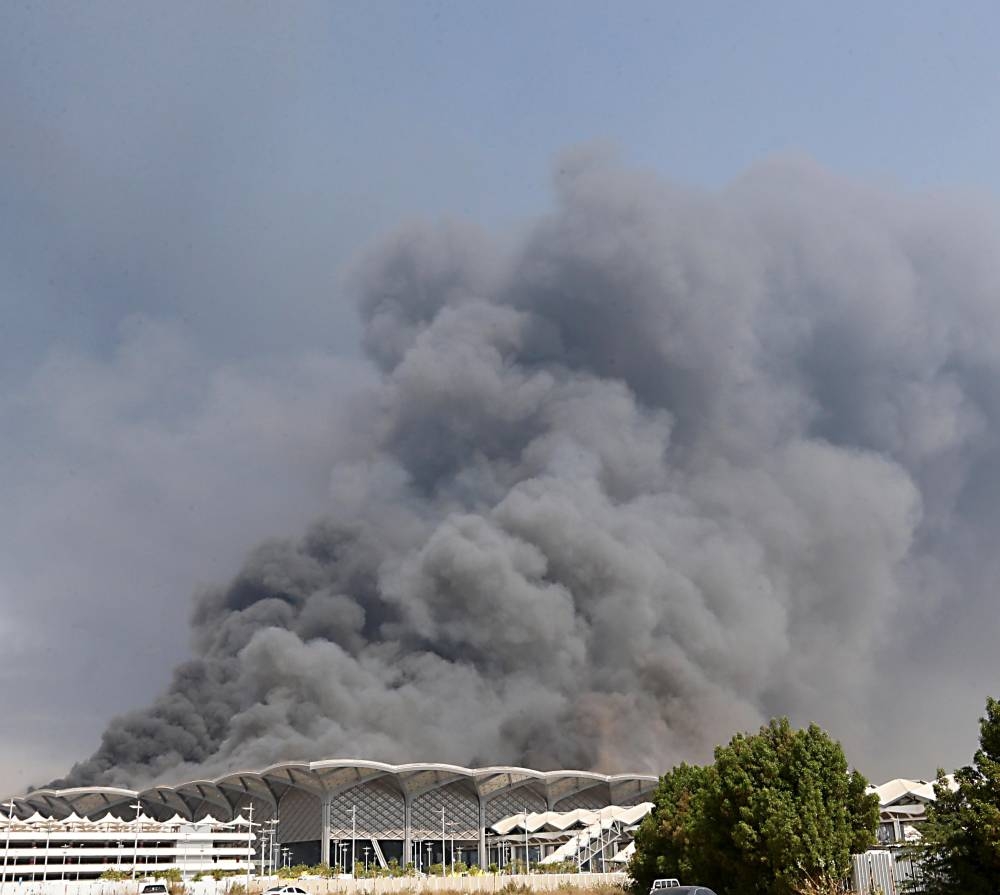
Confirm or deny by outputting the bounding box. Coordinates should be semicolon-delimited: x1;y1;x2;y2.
444;823;457;877
180;830;189;887
42;826;51;883
523;807;530;875
599;807;605;874
1;798;14;893
424;842;432;875
268;817;279;876
243;802;255;893
363;845;370;875
130;798;144;880
350;806;356;878
440;807;445;878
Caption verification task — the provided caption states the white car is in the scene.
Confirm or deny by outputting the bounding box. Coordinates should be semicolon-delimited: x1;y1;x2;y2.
264;887;308;895
649;880;680;894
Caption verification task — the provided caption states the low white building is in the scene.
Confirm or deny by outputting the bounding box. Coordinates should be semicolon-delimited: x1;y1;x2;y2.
0;811;254;882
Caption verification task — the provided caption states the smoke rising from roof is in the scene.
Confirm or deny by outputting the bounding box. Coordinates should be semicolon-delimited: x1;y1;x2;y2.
58;150;1000;787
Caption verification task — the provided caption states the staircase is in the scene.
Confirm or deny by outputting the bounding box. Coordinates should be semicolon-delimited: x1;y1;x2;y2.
370;837;387;869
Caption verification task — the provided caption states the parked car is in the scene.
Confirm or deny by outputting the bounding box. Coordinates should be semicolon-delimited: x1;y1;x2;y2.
138;885;169;895
264;887;308;895
649;880;680;894
669;888;718;895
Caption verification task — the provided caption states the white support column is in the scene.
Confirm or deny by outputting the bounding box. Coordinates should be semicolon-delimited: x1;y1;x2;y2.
321;796;332;866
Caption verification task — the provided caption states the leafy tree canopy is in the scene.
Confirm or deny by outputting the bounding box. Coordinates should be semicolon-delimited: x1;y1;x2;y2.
629;718;877;895
913;696;1000;894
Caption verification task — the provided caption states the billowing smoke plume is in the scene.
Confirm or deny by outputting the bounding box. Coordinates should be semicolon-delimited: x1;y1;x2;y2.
59;149;1000;787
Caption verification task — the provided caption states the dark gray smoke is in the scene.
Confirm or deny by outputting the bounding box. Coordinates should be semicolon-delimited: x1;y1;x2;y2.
59;149;1000;787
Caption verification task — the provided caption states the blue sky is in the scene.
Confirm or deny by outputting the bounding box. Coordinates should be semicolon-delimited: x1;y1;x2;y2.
3;0;1000;794
5;1;1000;371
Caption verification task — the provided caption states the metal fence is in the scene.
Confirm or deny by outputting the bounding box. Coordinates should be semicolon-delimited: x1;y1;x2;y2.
0;872;627;895
851;849;925;895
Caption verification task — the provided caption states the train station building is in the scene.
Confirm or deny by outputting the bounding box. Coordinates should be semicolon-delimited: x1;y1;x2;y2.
1;760;659;880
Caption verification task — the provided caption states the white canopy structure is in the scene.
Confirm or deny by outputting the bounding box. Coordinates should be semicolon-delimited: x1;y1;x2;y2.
527;804;653;867
869;776;957;844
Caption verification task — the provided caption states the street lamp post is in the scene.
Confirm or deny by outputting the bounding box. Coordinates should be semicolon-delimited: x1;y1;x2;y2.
599;807;604;874
180;830;189;887
350;806;356;878
130;798;144;880
523;807;530;875
243;802;255;894
442;821;458;877
424;842;432;874
42;826;51;883
268;817;279;876
1;798;15;894
363;845;370;874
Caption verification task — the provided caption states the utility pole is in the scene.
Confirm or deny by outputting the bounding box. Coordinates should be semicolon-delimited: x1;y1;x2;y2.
351;806;356;877
244;802;254;893
2;797;15;894
131;798;144;880
523;807;529;876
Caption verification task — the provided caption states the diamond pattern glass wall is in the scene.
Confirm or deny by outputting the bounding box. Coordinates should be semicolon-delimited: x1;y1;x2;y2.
484;788;547;826
277;788;321;843
411;783;478;839
329;782;405;840
552;788;609;811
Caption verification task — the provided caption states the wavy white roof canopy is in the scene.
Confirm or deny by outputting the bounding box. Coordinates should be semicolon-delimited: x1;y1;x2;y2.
868;776;957;809
9;759;658;822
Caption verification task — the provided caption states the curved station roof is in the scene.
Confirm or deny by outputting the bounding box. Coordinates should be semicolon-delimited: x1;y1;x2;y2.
9;760;659;823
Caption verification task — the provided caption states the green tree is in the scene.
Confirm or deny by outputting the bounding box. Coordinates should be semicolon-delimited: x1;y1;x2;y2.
629;718;878;895
912;696;1000;893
